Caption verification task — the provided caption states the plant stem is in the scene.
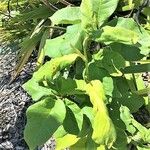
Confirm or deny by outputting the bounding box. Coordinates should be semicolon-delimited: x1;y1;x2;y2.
83;37;90;82
59;0;75;6
44;26;66;31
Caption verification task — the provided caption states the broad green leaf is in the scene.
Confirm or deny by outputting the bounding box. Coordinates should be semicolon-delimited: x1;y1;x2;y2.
24;98;66;150
82;106;94;122
101;49;126;76
23;54;79;101
88;61;121;98
108;102;126;129
56;134;80;150
120;94;144;113
108;17;150;55
80;0;119;31
94;26;139;45
86;80;116;146
22;79;55;101
74;95;92;108
53;77;87;96
115;77;130;96
111;127;127;150
88;61;109;81
103;77;122;98
53;125;67;139
63;99;84;134
122;63;150;74
109;43;144;61
33;53;79;82
44;24;85;58
50;7;81;25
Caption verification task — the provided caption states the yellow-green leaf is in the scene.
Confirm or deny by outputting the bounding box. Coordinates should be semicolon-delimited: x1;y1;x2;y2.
56;134;80;150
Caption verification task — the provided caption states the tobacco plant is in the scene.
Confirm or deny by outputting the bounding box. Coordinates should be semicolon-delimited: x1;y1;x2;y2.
23;0;150;150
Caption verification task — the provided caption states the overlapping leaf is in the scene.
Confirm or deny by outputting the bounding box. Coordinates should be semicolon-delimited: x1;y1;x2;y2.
50;7;81;25
44;24;85;58
80;0;119;31
93;26;139;45
24;97;66;150
86;80;116;146
108;17;150;55
23;54;79;101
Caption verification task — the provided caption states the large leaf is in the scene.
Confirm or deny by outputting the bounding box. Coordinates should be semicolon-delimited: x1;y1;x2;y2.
50;7;81;25
44;24;85;58
88;61;122;98
54;99;84;149
101;49;126;76
63;99;84;134
24;97;66;150
33;53;79;82
108;17;150;55
109;43;144;61
23;54;79;101
93;26;139;45
53;77;87;96
80;0;119;31
86;80;116;146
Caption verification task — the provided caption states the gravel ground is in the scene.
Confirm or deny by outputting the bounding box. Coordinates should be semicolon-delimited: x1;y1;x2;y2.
0;50;150;150
0;51;56;150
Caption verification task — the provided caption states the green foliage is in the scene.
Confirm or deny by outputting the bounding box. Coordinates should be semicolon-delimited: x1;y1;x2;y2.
8;0;149;149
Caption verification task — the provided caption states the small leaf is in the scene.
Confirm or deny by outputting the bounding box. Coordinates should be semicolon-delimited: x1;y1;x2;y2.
24;97;66;150
120;106;136;134
56;134;80;150
50;7;81;25
120;106;150;143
